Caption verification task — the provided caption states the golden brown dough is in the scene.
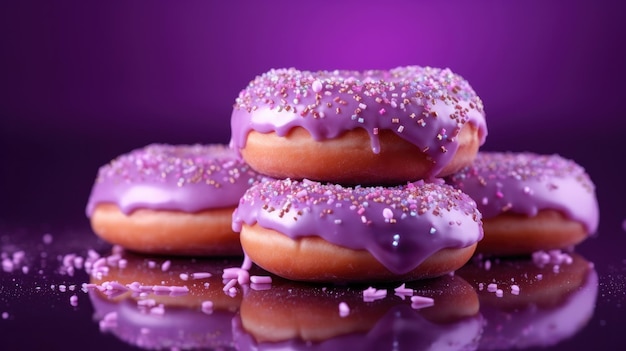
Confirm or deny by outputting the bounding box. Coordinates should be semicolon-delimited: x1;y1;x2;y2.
239;224;477;283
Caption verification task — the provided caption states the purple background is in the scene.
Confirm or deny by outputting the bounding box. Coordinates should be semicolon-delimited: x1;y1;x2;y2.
1;0;625;224
2;2;626;349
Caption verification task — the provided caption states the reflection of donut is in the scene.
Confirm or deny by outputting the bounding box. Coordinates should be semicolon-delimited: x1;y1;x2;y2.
233;178;483;282
456;252;598;349
230;66;487;184
446;152;599;255
86;144;262;256
86;250;244;350
233;274;483;350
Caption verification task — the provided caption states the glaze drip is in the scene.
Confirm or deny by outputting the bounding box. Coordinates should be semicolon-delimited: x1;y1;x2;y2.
232;178;483;274
230;66;488;177
86;144;262;216
446;152;599;233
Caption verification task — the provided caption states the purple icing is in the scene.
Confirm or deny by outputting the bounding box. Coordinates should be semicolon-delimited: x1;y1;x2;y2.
230;66;487;178
445;152;599;234
86;143;262;216
232;178;483;275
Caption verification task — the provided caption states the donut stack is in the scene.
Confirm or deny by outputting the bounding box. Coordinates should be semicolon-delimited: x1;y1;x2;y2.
229;66;489;283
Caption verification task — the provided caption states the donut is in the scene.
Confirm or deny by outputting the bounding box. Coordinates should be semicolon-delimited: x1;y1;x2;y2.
232;178;484;282
86;143;262;256
456;252;598;349
233;274;483;350
86;250;244;350
230;66;487;184
445;152;599;255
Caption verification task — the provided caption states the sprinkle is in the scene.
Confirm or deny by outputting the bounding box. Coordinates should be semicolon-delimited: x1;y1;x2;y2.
151;285;172;293
392;234;400;247
222;267;241;279
339;302;350;317
237;269;250;285
137;299;157;307
161;260;171;272
191;272;212;279
150;305;165;315
201;300;214;314
312;80;323;93
410;295;434;309
2;259;14;272
99;312;118;331
394;283;413;298
382;208;394;220
223;279;237;292
511;285;520;295
251;283;272;291
495;289;503;297
179;273;189;281
250;275;272;284
487;283;497;292
363;287;387;302
169;286;190;295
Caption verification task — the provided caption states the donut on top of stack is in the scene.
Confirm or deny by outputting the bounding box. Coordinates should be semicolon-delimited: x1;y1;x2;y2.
230;66;487;184
230;66;488;283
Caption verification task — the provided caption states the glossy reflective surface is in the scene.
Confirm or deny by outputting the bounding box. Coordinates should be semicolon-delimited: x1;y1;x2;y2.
2;1;626;350
1;178;625;351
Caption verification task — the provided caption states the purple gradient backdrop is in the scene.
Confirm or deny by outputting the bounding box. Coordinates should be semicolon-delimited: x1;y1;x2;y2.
1;0;625;224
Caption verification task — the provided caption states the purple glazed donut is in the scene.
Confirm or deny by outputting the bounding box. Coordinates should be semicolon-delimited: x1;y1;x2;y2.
232;178;483;282
87;143;262;256
230;66;487;184
446;151;599;255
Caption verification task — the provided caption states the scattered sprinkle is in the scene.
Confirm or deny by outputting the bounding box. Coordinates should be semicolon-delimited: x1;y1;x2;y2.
339;302;350;317
201;300;214;314
394;283;414;298
410;295;435;309
363;287;387;302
